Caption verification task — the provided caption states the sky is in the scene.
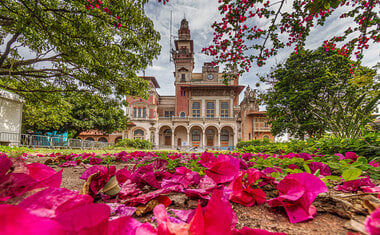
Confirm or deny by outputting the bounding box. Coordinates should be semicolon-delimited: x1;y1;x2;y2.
141;0;379;102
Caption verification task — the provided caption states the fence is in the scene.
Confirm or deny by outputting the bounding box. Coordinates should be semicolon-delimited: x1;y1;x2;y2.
13;133;110;149
0;132;20;145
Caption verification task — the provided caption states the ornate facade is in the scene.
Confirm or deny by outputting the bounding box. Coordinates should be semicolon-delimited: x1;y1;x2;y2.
123;19;273;149
78;18;274;147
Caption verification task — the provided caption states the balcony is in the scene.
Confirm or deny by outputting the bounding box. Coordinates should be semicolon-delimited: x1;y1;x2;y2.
157;116;236;122
252;127;271;132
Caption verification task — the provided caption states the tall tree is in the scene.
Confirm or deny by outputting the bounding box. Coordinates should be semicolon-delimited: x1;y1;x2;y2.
22;92;127;138
263;48;379;139
0;0;161;98
204;0;379;77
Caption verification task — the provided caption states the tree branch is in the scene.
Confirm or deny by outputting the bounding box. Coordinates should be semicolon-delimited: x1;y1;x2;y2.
0;32;21;66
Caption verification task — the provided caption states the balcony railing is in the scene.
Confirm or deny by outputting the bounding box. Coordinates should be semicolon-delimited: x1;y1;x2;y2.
157;116;236;121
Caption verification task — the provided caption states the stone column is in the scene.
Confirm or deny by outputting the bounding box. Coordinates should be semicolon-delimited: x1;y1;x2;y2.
202;129;206;148
171;128;175;149
187;130;190;147
155;130;159;148
217;129;220;148
201;99;206;117
229;99;233;118
215;99;219;118
233;131;238;149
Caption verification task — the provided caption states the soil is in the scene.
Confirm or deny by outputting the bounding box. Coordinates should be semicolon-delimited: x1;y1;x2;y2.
24;155;377;235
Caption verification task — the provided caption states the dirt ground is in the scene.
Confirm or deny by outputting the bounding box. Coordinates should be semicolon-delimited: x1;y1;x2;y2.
25;156;371;235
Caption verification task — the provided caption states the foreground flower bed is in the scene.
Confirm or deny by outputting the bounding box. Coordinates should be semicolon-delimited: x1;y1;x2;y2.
0;150;379;234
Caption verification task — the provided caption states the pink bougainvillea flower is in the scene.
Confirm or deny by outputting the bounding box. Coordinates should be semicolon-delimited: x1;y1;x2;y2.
228;170;266;207
59;161;78;167
106;203;137;219
116;167;132;184
0;173;37;201
184;175;217;199
80;165;116;195
118;179;141;200
89;157;102;165
267;173;327;223
287;164;299;170
27;163;62;188
334;152;358;163
18;187;92;218
0;204;64;234
108;215;157;235
154;204;189;235
171;209;195;223
369;160;379;168
55;203;110;234
365;206;380;235
161;166;200;190
0;155;12;177
205;159;239;184
308;162;331;176
335;175;375;192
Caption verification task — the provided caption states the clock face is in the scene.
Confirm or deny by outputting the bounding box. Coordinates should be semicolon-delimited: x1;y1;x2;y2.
207;74;213;80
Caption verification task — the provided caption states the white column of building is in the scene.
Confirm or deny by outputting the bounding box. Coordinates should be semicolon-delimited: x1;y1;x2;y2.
202;129;206;148
171;128;175;149
217;129;220;148
229;99;233;118
187;130;190;147
155;130;159;148
233;130;238;148
201;99;206;117
215;99;219;118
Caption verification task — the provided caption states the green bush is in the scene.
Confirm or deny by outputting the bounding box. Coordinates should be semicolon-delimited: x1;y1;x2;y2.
237;131;379;159
236;139;271;148
112;138;152;149
0;145;32;153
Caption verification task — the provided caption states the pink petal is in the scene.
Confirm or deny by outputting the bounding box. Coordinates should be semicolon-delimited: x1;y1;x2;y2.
0;204;64;234
204;189;234;234
154;204;189;235
189;204;205;235
55;203;110;234
19;187;92;218
365;207;380;235
232;226;287;234
205;161;239;184
0;155;12;177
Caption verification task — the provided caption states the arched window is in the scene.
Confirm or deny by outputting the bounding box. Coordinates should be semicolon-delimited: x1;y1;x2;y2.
163;129;172;135
98;137;108;143
182;47;186;55
263;135;270;140
192;130;200;141
221;129;229;141
206;129;215;136
134;129;145;140
180;112;186;117
181;74;186;81
86;137;94;141
206;102;215;117
192;102;200;117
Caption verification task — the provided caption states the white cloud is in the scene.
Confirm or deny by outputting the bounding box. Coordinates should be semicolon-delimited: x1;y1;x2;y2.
144;1;379;98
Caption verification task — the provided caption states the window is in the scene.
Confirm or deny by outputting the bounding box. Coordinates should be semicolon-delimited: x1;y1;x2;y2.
248;133;251;140
221;102;229;118
180;112;186;117
143;108;146;118
134;129;144;140
192;102;200;117
165;111;174;117
206;129;215;135
192;130;200;141
138;108;141;118
264;122;269;127
206;102;215;118
133;108;137;118
182;47;186;55
181;74;186;81
221;129;229;141
263;135;270;139
164;129;172;135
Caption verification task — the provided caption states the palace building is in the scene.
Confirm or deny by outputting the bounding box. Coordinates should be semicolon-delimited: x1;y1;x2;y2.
78;18;274;148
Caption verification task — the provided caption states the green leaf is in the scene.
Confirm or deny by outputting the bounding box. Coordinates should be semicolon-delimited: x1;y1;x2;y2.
303;164;311;174
342;168;362;181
